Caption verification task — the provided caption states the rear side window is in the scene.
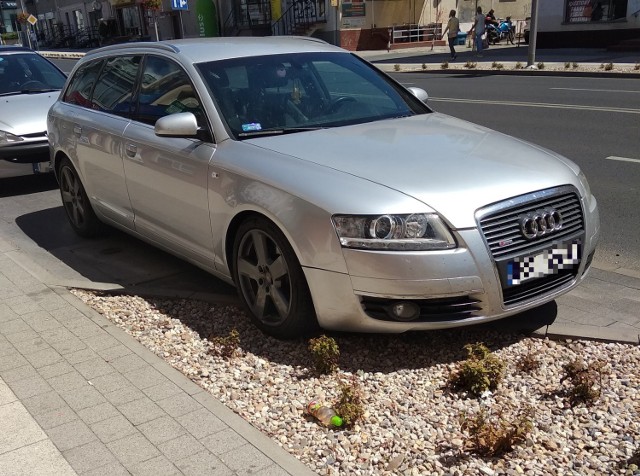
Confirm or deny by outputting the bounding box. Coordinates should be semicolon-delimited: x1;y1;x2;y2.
91;56;141;117
134;55;205;127
63;60;104;108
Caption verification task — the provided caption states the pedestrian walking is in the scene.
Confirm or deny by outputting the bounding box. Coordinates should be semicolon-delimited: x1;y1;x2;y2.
469;6;486;57
441;9;460;61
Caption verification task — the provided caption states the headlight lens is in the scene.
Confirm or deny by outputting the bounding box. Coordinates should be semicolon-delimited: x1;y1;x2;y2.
577;170;591;198
333;213;456;251
0;131;24;145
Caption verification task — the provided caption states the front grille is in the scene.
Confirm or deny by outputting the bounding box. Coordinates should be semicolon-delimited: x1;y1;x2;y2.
477;186;585;306
479;187;584;260
362;296;482;322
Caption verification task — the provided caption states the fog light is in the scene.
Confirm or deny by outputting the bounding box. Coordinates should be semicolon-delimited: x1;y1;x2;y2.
389;302;420;321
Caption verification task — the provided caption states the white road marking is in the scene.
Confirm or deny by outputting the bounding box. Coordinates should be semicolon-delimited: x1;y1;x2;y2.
605;156;640;164
428;97;640;114
551;88;640;94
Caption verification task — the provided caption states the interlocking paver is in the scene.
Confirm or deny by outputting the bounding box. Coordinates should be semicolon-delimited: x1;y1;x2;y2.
1;318;32;336
219;443;274;475
104;385;146;406
0;335;15;357
9;336;50;355
74;358;116;380
7;374;53;399
175;450;233;476
137;415;186;445
157;392;203;418
201;428;246;456
32;404;78;430
69;323;105;340
124;365;167;390
91;414;138;443
0;351;29;372
1;363;39;383
89;372;132;395
4;328;39;344
97;344;133;362
130;455;182;476
38;360;75;380
59;384;107;411
252;464;294;476
84;334;121;352
0;302;19;323
65;347;100;365
110;353;149;373
0;439;77;475
4;295;43;315
77;402;122;425
158;433;205;462
83;461;131;476
47;370;90;392
22;390;68;416
49;335;88;355
23;310;63;332
40;327;77;345
23;347;64;369
46;418;97;452
142;381;183;402
178;408;227;440
63;440;118;474
106;432;161;470
118;397;166;426
0;400;47;454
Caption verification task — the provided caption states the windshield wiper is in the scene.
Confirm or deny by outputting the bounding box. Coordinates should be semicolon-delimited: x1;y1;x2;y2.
238;126;325;138
20;88;61;94
0;91;21;97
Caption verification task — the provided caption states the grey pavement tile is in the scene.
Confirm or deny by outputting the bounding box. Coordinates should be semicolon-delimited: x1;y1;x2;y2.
4;295;43;315
104;384;147;406
143;381;183;402
23;310;63;332
89;371;132;395
49;305;90;324
7;374;53;399
110;353;149;373
0;351;29;372
40;326;78;345
0;302;19;323
97;344;133;362
60;384;107;411
106;432;161;470
118;397;166;426
178;408;227;440
0;281;21;300
201;428;247;456
63;440;118;474
4;328;39;344
23;347;64;369
608;298;640;316
47;370;89;393
158;433;205;462
124;365;168;390
91;414;138;443
74;358;116;380
46;418;97;452
0;439;77;476
175;450;233;476
83;461;131;476
0;334;15;357
10;336;52;355
0;317;32;336
49;335;88;355
22;390;68;416
0;378;17;405
70;323;106;340
251;464;294;476
38;360;75;380
0;363;39;383
65;347;100;365
219;443;273;475
77;402;122;425
130;455;182;476
0;400;47;454
32;404;79;430
137;415;186;445
85;334;121;352
157;392;203;418
33;291;70;312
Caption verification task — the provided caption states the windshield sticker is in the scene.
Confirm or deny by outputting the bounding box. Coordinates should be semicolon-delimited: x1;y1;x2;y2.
242;123;262;132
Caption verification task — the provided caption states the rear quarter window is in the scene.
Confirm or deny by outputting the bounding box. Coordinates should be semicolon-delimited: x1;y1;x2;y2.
63;59;104;108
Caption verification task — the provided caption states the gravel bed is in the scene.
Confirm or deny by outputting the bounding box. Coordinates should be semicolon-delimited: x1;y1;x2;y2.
72;290;640;475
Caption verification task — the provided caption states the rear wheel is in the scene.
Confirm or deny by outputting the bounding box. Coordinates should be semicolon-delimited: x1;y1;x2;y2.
58;158;103;237
232;216;318;339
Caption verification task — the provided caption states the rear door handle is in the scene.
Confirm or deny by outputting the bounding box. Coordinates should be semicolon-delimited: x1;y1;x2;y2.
125;143;137;158
73;126;82;136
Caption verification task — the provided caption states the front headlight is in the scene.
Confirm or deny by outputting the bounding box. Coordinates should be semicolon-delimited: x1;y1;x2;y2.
577;170;592;199
0;131;24;146
332;213;456;251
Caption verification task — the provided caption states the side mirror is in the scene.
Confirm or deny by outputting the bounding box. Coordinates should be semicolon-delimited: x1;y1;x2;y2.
155;112;199;137
407;87;429;103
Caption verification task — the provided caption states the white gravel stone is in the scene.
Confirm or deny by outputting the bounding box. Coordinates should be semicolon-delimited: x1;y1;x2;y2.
71;290;640;475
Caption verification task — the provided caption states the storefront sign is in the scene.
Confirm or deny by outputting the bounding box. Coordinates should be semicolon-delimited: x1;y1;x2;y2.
196;0;218;36
341;1;365;17
565;0;591;22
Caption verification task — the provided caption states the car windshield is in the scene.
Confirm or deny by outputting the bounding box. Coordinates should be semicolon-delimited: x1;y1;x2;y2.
196;52;430;139
0;53;66;95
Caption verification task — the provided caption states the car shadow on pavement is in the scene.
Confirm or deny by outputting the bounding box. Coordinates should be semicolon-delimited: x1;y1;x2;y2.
0;173;58;198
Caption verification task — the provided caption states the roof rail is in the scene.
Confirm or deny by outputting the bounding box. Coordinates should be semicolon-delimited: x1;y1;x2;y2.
85;41;180;57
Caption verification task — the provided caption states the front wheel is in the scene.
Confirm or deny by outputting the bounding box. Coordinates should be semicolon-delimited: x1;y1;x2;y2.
232;216;318;339
58;158;104;237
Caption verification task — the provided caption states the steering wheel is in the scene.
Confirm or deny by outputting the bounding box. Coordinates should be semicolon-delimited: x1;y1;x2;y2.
329;96;357;113
20;80;47;90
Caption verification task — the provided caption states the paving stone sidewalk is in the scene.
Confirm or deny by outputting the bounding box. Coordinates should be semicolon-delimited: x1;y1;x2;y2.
0;254;315;476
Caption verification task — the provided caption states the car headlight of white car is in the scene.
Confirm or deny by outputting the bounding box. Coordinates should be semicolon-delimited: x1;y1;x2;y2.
0;131;24;145
332;213;456;251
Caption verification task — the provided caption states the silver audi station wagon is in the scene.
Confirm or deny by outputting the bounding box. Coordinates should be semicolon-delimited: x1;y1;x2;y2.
47;38;599;338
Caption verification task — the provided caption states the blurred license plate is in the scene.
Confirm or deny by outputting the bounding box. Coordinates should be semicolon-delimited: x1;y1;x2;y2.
507;243;581;286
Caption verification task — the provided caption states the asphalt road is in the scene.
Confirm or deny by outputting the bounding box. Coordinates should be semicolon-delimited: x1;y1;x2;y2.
391;72;640;273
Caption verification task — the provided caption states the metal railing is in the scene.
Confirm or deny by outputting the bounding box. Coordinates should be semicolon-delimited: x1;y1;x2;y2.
388;24;442;46
271;0;325;36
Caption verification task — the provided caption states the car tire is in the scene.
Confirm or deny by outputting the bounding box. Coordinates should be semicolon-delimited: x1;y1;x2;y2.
58;157;104;238
232;216;318;339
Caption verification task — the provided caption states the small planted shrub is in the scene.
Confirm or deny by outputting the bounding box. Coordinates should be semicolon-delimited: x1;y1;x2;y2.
572;62;579;69
604;62;614;71
334;376;365;428
491;61;504;70
564;62;571;69
516;342;540;373
208;328;240;359
537;62;545;69
394;64;401;71
561;358;605;406
635;63;640;70
514;61;523;70
308;335;340;375
460;406;533;457
448;343;506;397
464;61;477;69
422;63;428;70
441;61;449;70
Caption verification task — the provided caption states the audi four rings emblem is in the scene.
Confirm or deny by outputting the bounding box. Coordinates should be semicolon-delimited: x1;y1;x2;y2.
519;209;563;239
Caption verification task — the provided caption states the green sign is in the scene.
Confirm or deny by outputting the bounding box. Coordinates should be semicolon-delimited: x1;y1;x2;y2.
196;0;219;36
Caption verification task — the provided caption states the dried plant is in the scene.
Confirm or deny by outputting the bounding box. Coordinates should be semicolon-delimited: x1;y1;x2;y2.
334;375;365;428
441;61;449;69
561;358;605;406
460;406;533;457
448;343;506;397
208;328;240;359
308;335;340;375
516;342;541;373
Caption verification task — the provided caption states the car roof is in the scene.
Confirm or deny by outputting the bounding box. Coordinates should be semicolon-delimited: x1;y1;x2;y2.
0;46;36;54
85;37;348;64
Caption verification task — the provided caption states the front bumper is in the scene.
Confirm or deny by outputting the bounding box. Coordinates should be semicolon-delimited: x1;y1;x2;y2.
0;140;50;164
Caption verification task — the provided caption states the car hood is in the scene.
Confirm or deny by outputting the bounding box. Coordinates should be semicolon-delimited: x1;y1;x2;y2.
246;113;581;229
0;92;60;135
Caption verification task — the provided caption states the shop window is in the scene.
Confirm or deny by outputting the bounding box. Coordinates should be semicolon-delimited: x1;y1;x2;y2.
565;0;628;22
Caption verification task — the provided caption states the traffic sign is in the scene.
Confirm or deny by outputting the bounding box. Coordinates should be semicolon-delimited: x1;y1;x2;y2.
27;14;37;25
171;0;188;10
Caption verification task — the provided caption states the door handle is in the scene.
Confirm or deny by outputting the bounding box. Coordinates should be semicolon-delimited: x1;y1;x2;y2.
73;126;82;136
125;143;137;158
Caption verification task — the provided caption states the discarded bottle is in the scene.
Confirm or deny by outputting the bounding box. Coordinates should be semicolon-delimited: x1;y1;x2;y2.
307;401;344;428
